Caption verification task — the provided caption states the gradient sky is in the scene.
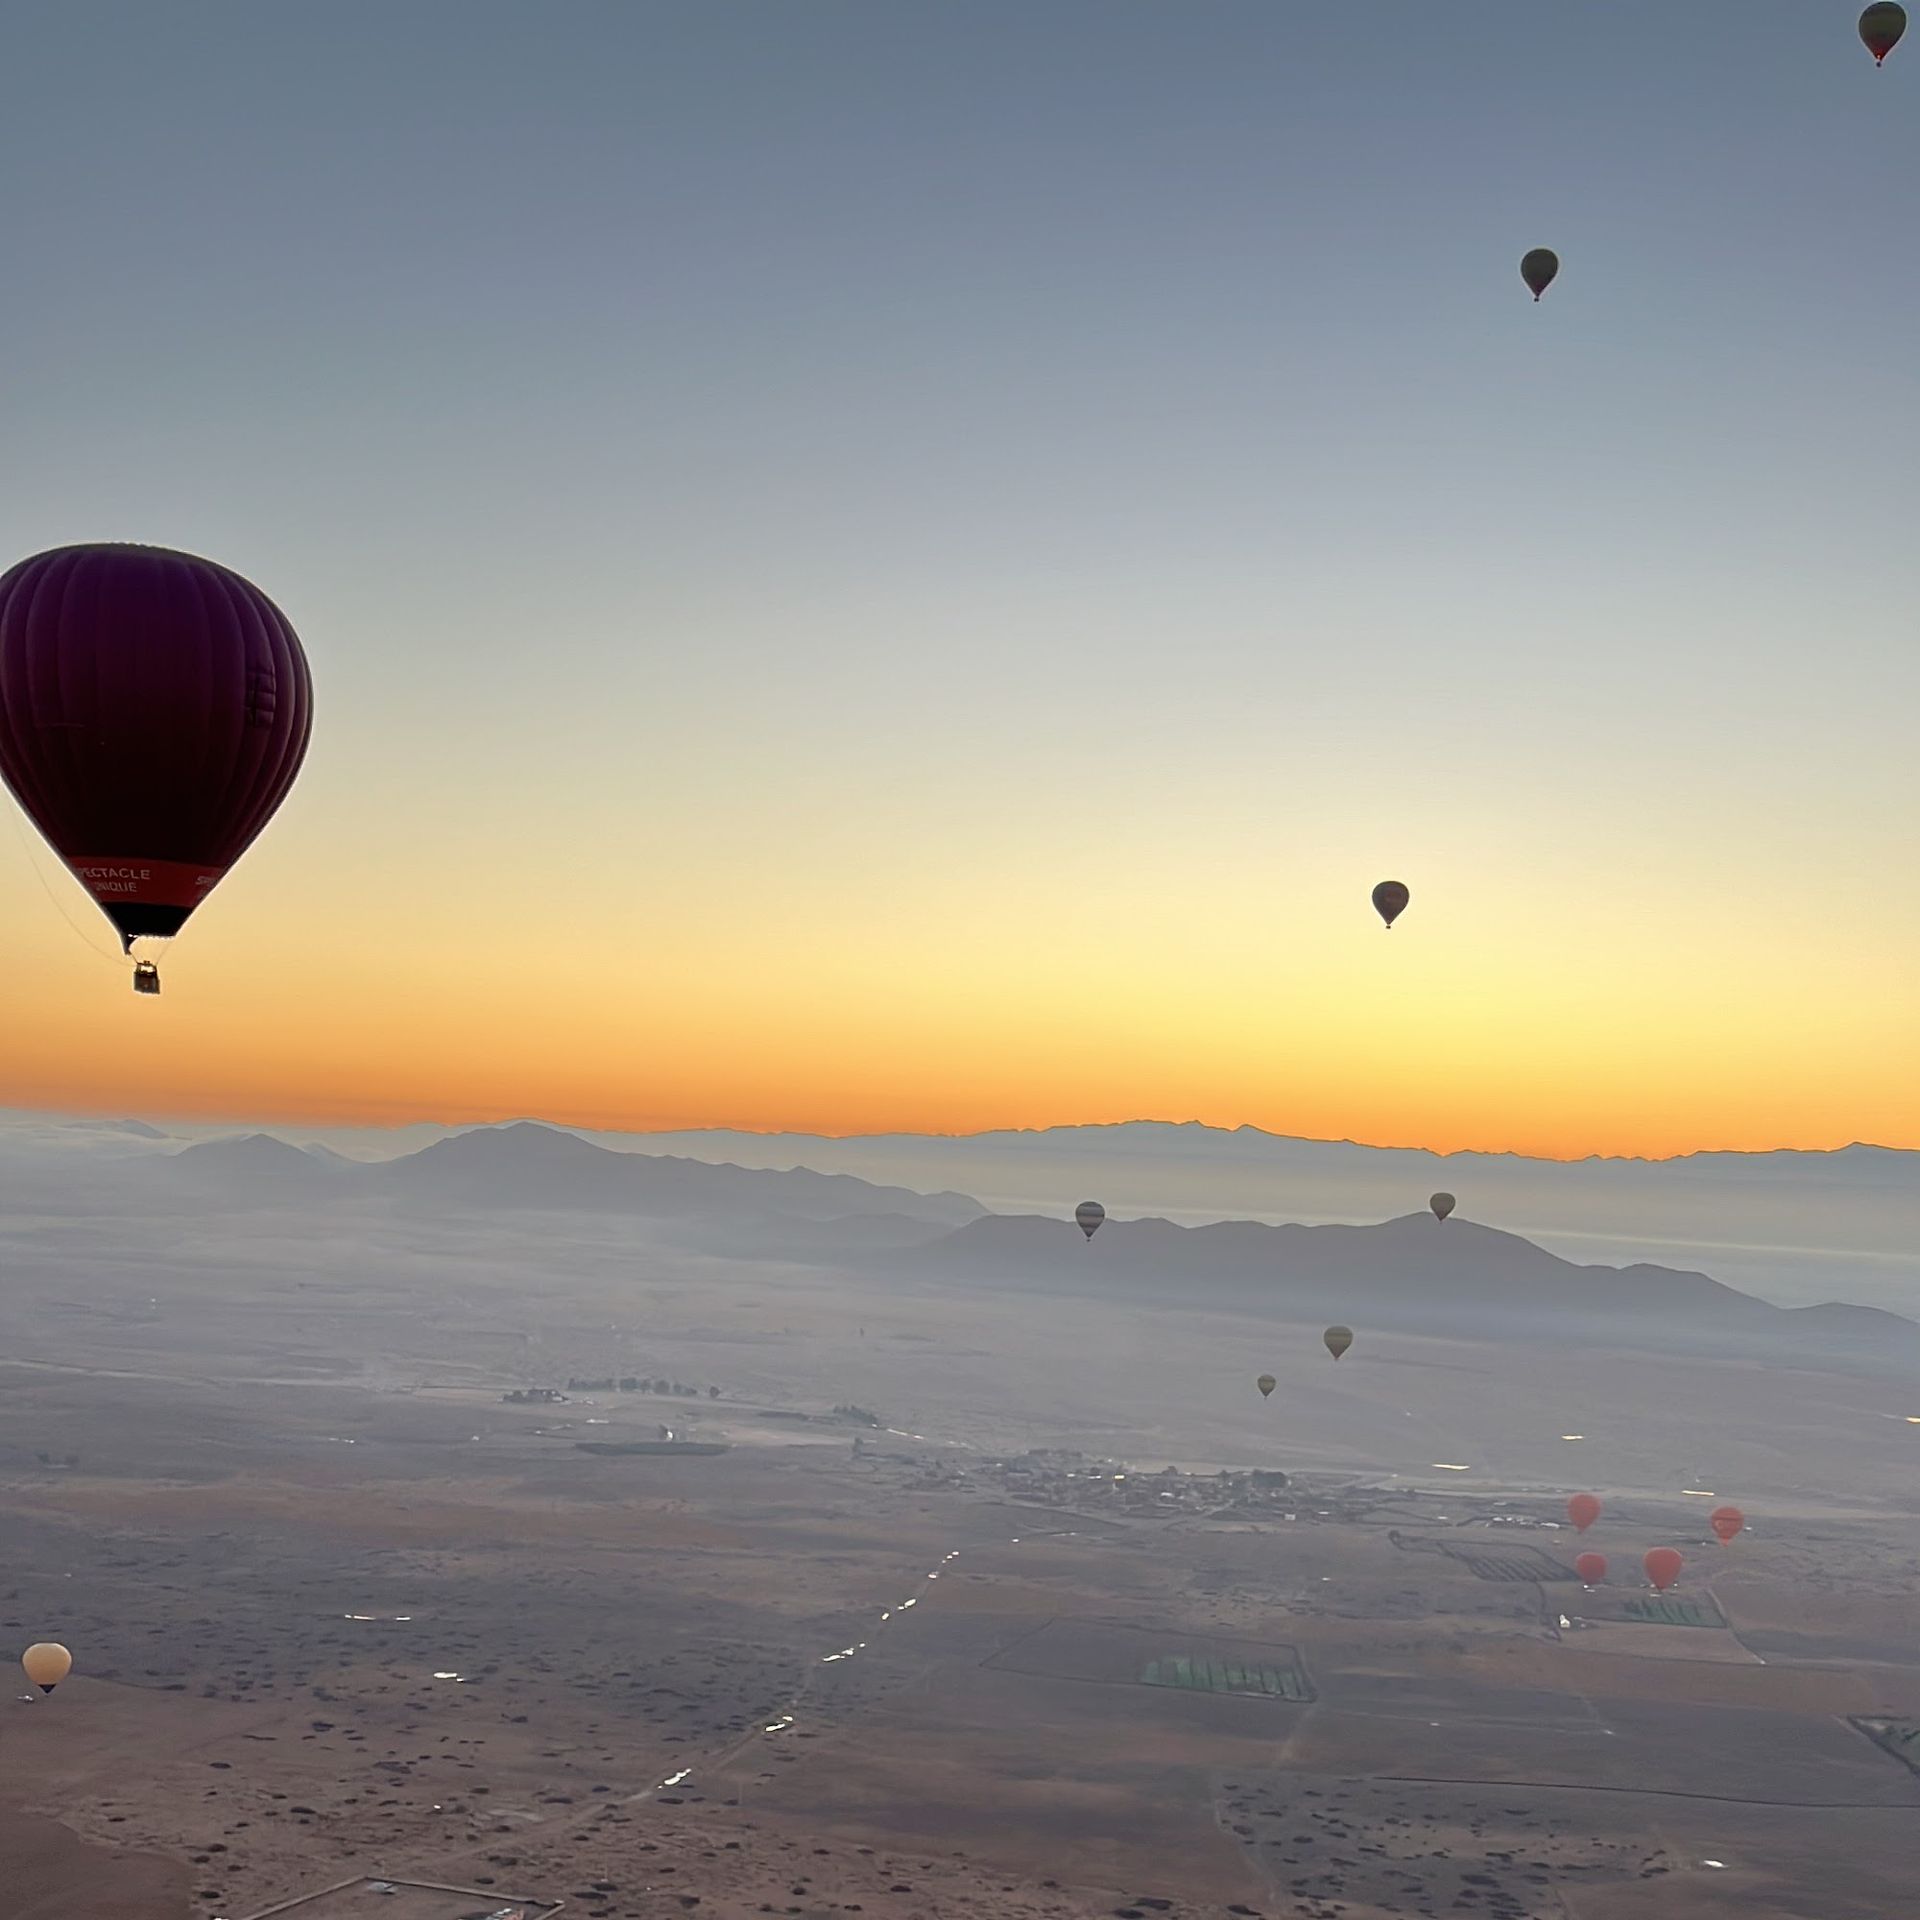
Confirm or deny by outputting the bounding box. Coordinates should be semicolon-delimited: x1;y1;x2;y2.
2;2;1916;1156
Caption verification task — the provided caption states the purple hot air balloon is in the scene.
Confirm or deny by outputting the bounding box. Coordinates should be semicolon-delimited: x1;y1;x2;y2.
0;544;313;989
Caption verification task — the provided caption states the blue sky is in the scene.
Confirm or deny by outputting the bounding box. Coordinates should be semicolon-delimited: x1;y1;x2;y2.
1;3;1917;1150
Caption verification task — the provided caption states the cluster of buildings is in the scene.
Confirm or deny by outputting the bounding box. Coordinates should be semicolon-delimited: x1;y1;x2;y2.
499;1378;721;1404
854;1442;1299;1520
993;1452;1294;1518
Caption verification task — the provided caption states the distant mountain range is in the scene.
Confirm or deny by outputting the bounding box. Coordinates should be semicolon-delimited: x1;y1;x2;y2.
890;1207;1920;1371
2;1115;1914;1374
551;1119;1920;1314
578;1118;1920;1182
150;1122;984;1235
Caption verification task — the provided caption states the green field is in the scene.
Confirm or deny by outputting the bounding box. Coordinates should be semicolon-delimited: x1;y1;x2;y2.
1620;1594;1722;1628
986;1619;1316;1701
1139;1653;1311;1699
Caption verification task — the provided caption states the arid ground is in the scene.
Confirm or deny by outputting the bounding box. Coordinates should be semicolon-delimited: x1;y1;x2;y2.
4;1171;1919;1919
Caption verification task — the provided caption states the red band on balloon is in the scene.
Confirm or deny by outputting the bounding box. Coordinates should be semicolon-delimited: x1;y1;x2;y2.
65;857;226;909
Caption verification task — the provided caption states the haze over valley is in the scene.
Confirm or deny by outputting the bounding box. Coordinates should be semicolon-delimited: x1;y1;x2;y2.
5;1117;1920;1918
26;1111;1913;1313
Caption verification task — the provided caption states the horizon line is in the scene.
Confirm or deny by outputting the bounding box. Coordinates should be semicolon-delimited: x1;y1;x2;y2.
0;1097;1900;1169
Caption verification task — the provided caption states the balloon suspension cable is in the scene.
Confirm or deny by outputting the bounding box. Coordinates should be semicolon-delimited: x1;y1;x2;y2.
5;808;122;968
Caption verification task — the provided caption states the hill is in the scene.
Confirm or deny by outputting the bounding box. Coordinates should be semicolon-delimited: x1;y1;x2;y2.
65;1121;983;1243
893;1209;1920;1372
589;1118;1920;1311
362;1121;982;1227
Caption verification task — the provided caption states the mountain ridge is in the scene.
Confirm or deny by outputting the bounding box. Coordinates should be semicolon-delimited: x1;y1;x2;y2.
889;1208;1920;1372
601;1119;1920;1181
12;1117;1916;1371
165;1121;984;1229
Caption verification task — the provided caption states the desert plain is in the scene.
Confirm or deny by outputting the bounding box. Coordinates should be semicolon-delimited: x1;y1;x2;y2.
3;1125;1919;1919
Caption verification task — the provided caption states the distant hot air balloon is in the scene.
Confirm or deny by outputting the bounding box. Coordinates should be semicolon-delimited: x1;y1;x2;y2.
1256;1374;1276;1399
21;1643;72;1693
1074;1201;1105;1241
1709;1504;1745;1545
1574;1551;1607;1587
1430;1192;1456;1222
1520;249;1559;301
1861;2;1906;63
1644;1547;1683;1593
1323;1325;1354;1361
1566;1493;1601;1533
0;545;313;996
1371;881;1409;929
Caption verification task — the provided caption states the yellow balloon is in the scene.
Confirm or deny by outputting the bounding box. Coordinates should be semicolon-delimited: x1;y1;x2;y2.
22;1643;72;1693
1256;1374;1276;1398
1323;1326;1354;1361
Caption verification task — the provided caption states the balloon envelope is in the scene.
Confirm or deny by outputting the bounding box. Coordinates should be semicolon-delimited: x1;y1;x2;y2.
1574;1551;1607;1587
1371;881;1409;928
1861;2;1906;61
1323;1325;1354;1360
0;544;312;953
1710;1504;1745;1545
1644;1547;1683;1592
1256;1374;1276;1399
1520;248;1559;299
1430;1192;1456;1221
1074;1201;1105;1240
1566;1493;1602;1533
22;1642;71;1693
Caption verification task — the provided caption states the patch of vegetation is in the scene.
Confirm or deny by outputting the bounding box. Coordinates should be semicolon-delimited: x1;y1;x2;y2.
1139;1653;1310;1700
1620;1594;1722;1628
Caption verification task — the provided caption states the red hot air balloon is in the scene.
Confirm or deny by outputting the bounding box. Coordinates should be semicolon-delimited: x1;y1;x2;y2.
1566;1492;1601;1533
1709;1504;1745;1545
1861;3;1906;64
0;545;312;992
1574;1551;1607;1588
1643;1546;1683;1592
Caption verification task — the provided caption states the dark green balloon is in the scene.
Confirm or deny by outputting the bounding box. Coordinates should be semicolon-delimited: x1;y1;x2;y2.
1861;4;1906;63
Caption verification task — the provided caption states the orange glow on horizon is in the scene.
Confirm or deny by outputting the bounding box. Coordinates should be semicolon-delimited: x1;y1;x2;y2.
5;738;1919;1162
1;999;1910;1165
0;1073;1907;1163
